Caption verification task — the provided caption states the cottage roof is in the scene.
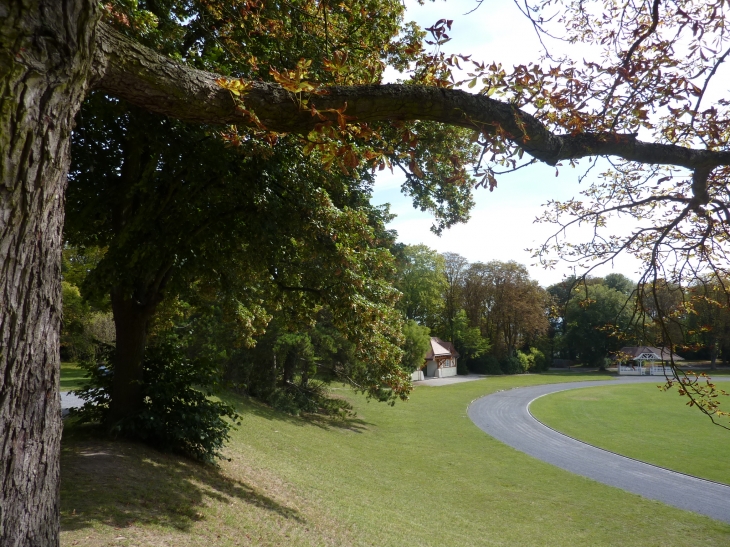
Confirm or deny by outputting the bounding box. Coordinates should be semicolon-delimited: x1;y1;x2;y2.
614;346;684;362
424;337;460;360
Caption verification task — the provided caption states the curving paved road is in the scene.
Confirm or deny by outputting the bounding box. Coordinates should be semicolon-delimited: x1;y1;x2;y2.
468;377;730;523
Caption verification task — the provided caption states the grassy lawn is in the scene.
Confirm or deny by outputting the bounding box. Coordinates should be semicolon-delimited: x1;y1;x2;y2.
61;362;87;392
530;382;730;485
60;374;730;546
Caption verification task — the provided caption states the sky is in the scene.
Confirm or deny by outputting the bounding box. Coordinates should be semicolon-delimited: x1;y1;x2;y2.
370;0;645;287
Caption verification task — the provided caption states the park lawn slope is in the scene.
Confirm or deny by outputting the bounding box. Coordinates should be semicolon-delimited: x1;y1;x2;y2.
60;362;87;392
530;382;730;485
60;374;730;546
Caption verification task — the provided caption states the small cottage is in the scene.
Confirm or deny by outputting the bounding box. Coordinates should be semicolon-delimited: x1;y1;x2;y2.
614;346;684;375
411;337;460;381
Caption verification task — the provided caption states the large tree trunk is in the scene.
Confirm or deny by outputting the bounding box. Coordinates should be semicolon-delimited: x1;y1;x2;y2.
710;338;718;371
0;1;99;545
108;289;156;424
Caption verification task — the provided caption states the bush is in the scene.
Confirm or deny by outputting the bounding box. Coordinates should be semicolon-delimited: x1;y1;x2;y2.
226;351;354;418
500;355;527;375
457;359;470;375
511;348;550;373
529;348;550;372
61;281;94;361
73;339;239;463
266;382;353;417
467;354;503;375
516;350;532;372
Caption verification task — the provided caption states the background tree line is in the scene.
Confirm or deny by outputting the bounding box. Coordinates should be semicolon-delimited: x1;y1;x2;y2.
392;246;730;376
393;245;551;375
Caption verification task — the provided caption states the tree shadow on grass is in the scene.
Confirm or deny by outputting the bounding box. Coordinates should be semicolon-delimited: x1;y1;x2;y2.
221;392;373;434
61;424;304;533
541;370;614;377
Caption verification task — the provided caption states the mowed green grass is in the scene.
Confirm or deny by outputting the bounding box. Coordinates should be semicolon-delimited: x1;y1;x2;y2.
530;382;730;484
60;375;730;547
60;362;87;392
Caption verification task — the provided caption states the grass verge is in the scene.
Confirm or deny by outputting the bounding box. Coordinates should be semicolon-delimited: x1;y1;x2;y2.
530;382;730;484
61;362;87;392
61;374;730;546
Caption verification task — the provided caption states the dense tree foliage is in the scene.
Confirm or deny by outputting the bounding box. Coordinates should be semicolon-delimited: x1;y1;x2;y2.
683;277;730;370
393;244;447;325
66;0;479;431
564;283;636;368
401;319;432;372
395;246;545;374
462;261;550;358
69;99;413;416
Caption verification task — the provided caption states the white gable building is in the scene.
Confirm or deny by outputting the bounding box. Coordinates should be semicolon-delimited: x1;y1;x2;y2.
614;346;684;375
411;337;460;381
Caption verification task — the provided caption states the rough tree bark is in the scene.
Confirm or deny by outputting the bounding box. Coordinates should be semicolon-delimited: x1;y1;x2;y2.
0;1;99;545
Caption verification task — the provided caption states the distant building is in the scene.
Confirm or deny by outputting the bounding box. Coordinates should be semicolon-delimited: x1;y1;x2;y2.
613;346;684;375
411;337;460;381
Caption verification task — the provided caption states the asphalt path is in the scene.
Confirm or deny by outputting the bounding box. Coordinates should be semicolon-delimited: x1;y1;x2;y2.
468;376;730;523
61;392;85;417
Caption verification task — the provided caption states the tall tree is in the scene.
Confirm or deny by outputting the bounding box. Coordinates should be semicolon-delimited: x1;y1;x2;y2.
401;319;432;372
462;261;491;330
604;273;636;297
67;98;411;422
393;244;447;327
5;0;730;542
440;252;469;342
66;0;477;424
463;261;550;357
564;282;637;367
686;278;730;370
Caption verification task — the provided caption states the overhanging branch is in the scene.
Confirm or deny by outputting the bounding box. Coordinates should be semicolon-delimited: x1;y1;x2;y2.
94;24;730;177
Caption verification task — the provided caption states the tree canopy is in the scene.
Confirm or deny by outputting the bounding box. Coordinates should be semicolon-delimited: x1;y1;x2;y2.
65;0;470;430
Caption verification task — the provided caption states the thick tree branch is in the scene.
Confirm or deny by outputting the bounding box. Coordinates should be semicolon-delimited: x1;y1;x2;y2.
94;23;730;175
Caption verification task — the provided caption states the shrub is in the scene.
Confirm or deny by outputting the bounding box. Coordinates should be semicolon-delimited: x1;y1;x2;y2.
514;347;550;372
60;281;94;361
516;350;532;372
529;348;550;372
266;382;353;417
500;355;527;375
73;339;239;463
468;354;503;375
